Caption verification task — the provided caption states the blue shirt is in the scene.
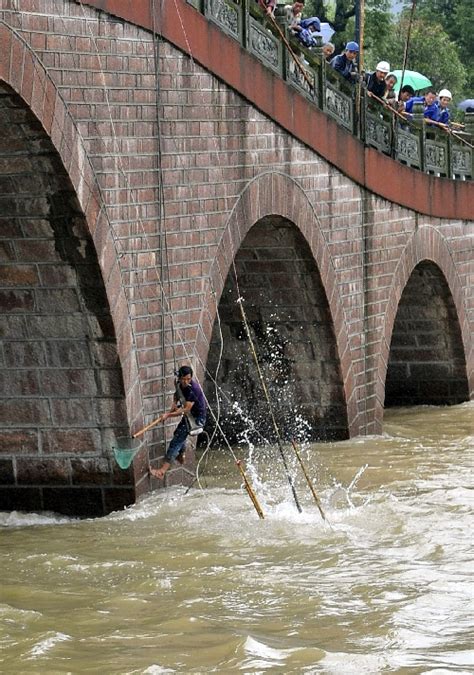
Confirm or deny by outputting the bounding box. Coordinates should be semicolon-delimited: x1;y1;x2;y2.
330;53;358;83
437;108;450;124
405;96;438;121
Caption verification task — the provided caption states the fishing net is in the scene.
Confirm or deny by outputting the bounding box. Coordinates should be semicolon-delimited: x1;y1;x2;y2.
112;436;143;469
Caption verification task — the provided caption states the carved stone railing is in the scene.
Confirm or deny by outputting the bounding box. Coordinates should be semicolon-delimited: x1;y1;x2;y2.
188;0;473;181
396;126;422;170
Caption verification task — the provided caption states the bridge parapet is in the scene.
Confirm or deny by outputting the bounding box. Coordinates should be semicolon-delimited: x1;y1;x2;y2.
189;0;472;181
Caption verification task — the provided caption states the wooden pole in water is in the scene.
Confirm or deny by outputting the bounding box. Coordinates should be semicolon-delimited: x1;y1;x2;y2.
236;296;303;513
236;460;265;520
291;440;326;521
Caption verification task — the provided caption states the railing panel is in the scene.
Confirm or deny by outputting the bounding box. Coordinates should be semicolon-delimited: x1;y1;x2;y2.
365;108;392;155
451;144;472;180
247;14;283;74
395;127;422;170
424;130;449;177
287;60;316;101
324;82;354;132
204;0;243;42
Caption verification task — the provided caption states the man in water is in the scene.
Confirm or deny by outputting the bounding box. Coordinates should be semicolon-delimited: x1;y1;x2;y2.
150;365;207;480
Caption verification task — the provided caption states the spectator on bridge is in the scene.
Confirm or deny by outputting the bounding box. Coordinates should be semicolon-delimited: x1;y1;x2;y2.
322;42;335;62
437;89;452;126
257;0;276;16
282;1;305;31
397;84;415;113
149;366;207;481
384;73;398;107
364;61;391;98
330;41;359;84
294;16;321;49
404;89;438;123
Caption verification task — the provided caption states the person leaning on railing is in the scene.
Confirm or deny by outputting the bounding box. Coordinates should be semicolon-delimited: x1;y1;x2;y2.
257;0;276;16
330;41;360;84
384;73;398;108
364;61;391;98
397;84;415;114
322;43;335;62
437;89;452;126
404;89;439;123
294;16;321;49
281;0;305;31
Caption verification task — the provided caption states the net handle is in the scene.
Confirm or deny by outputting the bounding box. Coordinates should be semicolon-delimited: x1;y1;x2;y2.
132;414;164;438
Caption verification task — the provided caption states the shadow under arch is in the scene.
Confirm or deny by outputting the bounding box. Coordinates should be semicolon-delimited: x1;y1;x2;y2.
0;21;140;431
0;24;144;515
377;227;472;418
199;171;358;440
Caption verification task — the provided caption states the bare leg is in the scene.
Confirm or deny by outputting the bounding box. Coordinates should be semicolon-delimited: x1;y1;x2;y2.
150;461;170;480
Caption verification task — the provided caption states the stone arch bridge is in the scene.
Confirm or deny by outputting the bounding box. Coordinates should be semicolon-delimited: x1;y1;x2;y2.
0;0;472;516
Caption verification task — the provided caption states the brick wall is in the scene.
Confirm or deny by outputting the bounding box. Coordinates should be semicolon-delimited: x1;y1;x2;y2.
0;83;133;516
385;262;469;406
0;0;472;514
205;216;348;443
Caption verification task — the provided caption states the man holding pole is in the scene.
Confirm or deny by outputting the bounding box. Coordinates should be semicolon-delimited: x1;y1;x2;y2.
150;366;207;481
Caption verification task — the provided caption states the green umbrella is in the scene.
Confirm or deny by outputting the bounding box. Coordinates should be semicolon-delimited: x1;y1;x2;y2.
392;69;432;93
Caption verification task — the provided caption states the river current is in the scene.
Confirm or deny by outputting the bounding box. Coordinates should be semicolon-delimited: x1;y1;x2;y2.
1;403;473;673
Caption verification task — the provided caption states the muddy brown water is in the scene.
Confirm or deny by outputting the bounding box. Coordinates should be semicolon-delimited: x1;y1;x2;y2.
1;403;472;673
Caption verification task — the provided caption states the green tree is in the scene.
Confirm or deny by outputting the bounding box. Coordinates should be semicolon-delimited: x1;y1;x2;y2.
304;0;394;58
385;17;467;98
415;0;474;93
304;0;356;50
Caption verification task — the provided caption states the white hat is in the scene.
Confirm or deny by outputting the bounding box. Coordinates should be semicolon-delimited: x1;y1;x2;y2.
376;61;390;73
438;89;452;99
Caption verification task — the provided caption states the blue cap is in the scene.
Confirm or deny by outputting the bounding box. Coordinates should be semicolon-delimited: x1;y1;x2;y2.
345;41;359;52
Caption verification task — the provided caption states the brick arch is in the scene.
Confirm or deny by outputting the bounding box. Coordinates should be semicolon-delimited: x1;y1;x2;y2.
201;171;359;434
0;21;141;434
376;226;473;419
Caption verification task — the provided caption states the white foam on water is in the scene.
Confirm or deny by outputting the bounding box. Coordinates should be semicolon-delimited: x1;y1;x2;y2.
244;635;297;661
27;632;71;658
0;510;73;528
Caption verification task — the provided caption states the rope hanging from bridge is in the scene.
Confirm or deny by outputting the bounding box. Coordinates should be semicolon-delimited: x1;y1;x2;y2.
234;289;303;513
399;0;417;94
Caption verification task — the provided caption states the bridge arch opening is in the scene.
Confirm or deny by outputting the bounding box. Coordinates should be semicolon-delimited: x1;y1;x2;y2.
204;215;348;445
0;83;132;517
384;261;469;408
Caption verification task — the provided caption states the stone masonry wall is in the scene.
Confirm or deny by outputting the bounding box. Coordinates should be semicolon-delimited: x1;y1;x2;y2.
0;83;133;516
